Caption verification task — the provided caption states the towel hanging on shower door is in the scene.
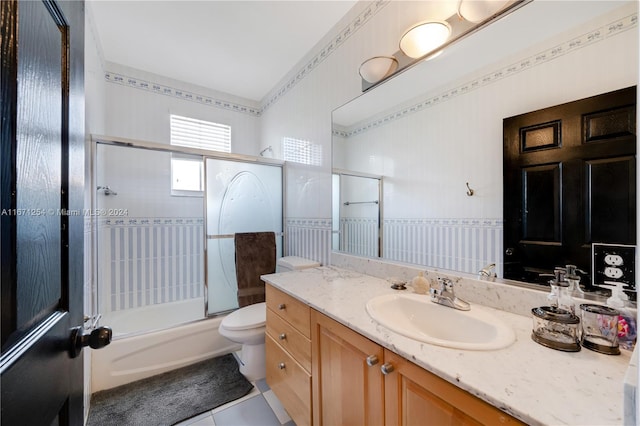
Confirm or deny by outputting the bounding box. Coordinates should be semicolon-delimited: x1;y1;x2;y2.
234;232;276;307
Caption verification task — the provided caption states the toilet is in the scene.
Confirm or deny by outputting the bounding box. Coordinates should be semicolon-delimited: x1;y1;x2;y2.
218;256;320;381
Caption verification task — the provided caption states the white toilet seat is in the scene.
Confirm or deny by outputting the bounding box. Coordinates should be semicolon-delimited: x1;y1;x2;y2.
220;302;266;331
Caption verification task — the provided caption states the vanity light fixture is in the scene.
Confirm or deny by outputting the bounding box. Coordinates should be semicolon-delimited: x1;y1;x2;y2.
399;21;451;59
358;56;399;84
359;0;531;92
457;0;511;23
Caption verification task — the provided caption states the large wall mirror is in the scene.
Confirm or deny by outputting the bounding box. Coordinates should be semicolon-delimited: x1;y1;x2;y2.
332;0;638;295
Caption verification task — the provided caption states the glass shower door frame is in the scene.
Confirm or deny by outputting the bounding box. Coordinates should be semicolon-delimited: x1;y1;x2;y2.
90;135;285;331
203;155;284;317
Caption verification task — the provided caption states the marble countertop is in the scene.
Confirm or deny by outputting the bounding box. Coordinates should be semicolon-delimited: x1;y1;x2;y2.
262;266;633;426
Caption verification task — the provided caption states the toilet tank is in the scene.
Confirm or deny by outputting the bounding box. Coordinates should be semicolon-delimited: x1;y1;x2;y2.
276;256;320;273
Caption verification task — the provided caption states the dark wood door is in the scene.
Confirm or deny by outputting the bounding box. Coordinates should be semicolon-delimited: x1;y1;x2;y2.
1;1;85;424
503;86;636;289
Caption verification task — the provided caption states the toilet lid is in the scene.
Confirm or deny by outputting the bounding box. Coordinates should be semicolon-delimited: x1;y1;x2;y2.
222;302;266;331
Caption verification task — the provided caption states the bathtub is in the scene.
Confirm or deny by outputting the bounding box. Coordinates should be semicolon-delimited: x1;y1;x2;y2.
101;298;208;337
91;299;239;392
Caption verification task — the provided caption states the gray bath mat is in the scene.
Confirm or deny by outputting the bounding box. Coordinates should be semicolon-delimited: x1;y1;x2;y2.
87;353;253;426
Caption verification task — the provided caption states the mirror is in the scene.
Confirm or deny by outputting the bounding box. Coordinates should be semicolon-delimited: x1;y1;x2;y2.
331;1;637;291
332;170;382;257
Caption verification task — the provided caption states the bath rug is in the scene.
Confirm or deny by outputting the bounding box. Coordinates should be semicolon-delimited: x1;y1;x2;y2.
86;353;253;426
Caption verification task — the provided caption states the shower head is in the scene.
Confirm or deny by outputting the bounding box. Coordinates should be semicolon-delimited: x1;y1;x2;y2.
259;146;273;157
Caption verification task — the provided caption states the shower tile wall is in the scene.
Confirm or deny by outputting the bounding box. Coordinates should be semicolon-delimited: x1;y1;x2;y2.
98;217;204;313
285;218;332;266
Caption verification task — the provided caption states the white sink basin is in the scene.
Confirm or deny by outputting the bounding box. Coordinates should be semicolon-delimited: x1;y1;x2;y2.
365;293;516;350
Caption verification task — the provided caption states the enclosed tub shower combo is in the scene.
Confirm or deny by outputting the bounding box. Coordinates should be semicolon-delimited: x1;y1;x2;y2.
90;136;289;391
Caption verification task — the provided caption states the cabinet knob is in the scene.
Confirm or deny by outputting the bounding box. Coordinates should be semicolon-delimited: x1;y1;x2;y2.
278;362;286;370
279;333;287;340
278;303;286;310
366;355;379;366
381;362;394;375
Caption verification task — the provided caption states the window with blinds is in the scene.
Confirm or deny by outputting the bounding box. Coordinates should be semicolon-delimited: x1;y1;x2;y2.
169;114;230;195
282;137;322;166
170;114;231;152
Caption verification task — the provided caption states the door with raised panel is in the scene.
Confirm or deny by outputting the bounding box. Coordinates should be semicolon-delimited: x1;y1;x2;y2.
1;1;88;424
503;86;636;286
383;350;524;426
311;310;384;426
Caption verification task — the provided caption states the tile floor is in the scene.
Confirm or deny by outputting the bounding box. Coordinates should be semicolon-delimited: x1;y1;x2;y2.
176;375;295;426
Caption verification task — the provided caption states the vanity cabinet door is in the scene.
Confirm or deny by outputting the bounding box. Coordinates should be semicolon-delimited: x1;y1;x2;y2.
311;310;384;426
266;334;312;426
383;350;524;426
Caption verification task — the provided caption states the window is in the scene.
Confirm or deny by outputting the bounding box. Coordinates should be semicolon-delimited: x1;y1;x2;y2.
282;137;322;166
170;114;231;152
170;114;231;195
171;156;203;194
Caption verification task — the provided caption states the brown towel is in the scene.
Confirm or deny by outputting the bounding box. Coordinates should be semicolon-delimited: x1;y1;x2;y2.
234;232;276;307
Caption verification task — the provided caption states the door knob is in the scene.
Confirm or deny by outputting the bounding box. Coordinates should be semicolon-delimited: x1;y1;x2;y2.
69;326;112;358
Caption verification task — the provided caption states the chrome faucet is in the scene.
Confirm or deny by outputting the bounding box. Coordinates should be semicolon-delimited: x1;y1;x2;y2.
429;277;470;311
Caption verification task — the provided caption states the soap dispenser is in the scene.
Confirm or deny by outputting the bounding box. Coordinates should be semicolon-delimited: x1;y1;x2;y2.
547;267;575;314
565;264;586;297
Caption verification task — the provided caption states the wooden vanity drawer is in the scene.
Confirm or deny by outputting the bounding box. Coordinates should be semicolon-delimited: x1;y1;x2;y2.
266;334;312;426
266;307;311;372
266;285;310;337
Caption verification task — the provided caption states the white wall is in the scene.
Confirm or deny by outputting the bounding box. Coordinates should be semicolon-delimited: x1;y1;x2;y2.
102;62;261;154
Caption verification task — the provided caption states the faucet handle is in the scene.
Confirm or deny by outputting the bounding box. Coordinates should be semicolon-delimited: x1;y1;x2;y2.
436;277;453;291
430;277;446;298
478;263;497;278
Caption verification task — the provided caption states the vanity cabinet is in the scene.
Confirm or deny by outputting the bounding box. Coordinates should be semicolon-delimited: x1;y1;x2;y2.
311;310;524;426
265;285;312;426
266;283;524;426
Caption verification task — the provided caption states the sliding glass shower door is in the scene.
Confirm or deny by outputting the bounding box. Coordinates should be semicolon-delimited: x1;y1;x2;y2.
205;158;283;314
95;143;206;336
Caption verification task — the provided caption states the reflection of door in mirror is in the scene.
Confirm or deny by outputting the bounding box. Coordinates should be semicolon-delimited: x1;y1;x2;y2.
503;86;636;297
332;171;382;258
